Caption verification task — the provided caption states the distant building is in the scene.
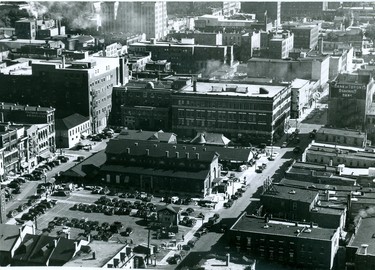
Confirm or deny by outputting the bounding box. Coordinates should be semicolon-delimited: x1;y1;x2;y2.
101;139;220;197
247;55;330;86
328;74;374;131
290;79;314;119
128;40;233;76
281;2;328;21
268;31;294;59
241;1;281;26
55;113;90;149
229;213;340;270
168;32;223;46
290;25;319;50
101;1;168;40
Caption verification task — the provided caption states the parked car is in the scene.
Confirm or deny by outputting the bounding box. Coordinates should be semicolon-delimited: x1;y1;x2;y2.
124;227;133;236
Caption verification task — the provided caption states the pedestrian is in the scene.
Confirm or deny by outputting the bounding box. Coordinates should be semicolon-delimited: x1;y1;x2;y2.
182;234;185;241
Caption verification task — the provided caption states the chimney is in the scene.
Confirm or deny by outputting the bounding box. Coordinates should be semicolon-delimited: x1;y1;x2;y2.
114;258;119;268
165;151;169;157
74;241;79;251
310;222;313;228
146;149;150;156
362;244;369;255
54;239;58;247
186;152;190;159
57;19;61;35
325;190;330;200
176;152;179;158
226;253;230;266
120;252;126;262
92;251;96;260
61;55;66;69
196;153;200;159
193;78;197;92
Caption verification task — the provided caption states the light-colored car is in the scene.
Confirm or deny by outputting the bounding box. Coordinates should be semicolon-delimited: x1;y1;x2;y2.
171;196;179;204
281;141;287;148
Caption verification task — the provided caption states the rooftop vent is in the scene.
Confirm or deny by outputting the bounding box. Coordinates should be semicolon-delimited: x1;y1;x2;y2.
289;190;296;194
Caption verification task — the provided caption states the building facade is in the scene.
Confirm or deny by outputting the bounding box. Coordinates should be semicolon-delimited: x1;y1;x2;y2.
328;74;374;131
101;1;168;40
229;214;340;270
171;81;291;144
56;113;91;148
290;25;319;50
100;139;219;197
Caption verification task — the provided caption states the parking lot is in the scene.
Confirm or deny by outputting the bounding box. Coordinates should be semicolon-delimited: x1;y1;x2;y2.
23;188;228;263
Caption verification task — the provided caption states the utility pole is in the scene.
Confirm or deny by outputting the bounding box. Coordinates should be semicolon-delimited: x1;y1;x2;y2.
147;227;151;265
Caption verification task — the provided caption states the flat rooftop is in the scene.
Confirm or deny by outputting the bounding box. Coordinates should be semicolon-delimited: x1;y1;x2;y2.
64;241;125;267
348;217;375;255
317;127;366;138
231;215;337;241
262;184;318;204
180;82;286;98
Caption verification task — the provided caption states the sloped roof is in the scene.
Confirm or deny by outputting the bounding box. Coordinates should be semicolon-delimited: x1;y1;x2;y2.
0;224;20;252
49;238;77;266
100;165;209;180
27;235;56;265
13;234;39;263
56;113;89;130
156;204;181;214
190;132;230;146
62;150;106;178
105;139;218;163
117;129;176;143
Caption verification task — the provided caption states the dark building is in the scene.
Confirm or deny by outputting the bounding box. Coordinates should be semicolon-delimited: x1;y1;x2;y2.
109;80;176;131
241;1;281;25
171;81;291;144
328;74;374;131
261;185;319;222
100;139;220;197
14;19;37;40
128;40;233;76
0;57;127;133
281;2;328;21
290;25;320;50
229;214;340;270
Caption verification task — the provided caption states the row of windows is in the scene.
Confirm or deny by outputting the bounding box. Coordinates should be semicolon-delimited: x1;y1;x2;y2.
176;99;273;111
69;122;90;136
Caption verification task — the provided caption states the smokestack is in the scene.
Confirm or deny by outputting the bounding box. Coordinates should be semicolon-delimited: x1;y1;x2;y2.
57;19;61;35
319;38;324;54
193;79;197;92
361;244;369;255
92;251;96;260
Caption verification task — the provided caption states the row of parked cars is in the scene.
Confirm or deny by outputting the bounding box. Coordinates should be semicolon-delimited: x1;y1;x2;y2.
47;216;133;241
13;199;57;221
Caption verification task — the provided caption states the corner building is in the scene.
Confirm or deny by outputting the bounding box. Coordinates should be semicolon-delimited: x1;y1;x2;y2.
172;82;291;144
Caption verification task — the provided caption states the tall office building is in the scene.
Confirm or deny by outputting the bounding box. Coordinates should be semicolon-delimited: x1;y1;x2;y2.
328;74;374;131
101;1;168;40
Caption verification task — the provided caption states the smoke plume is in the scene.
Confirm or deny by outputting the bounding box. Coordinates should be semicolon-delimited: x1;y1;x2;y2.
27;1;97;30
354;206;375;225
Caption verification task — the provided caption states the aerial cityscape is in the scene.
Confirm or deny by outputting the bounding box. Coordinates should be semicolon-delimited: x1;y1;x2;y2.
1;1;375;269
